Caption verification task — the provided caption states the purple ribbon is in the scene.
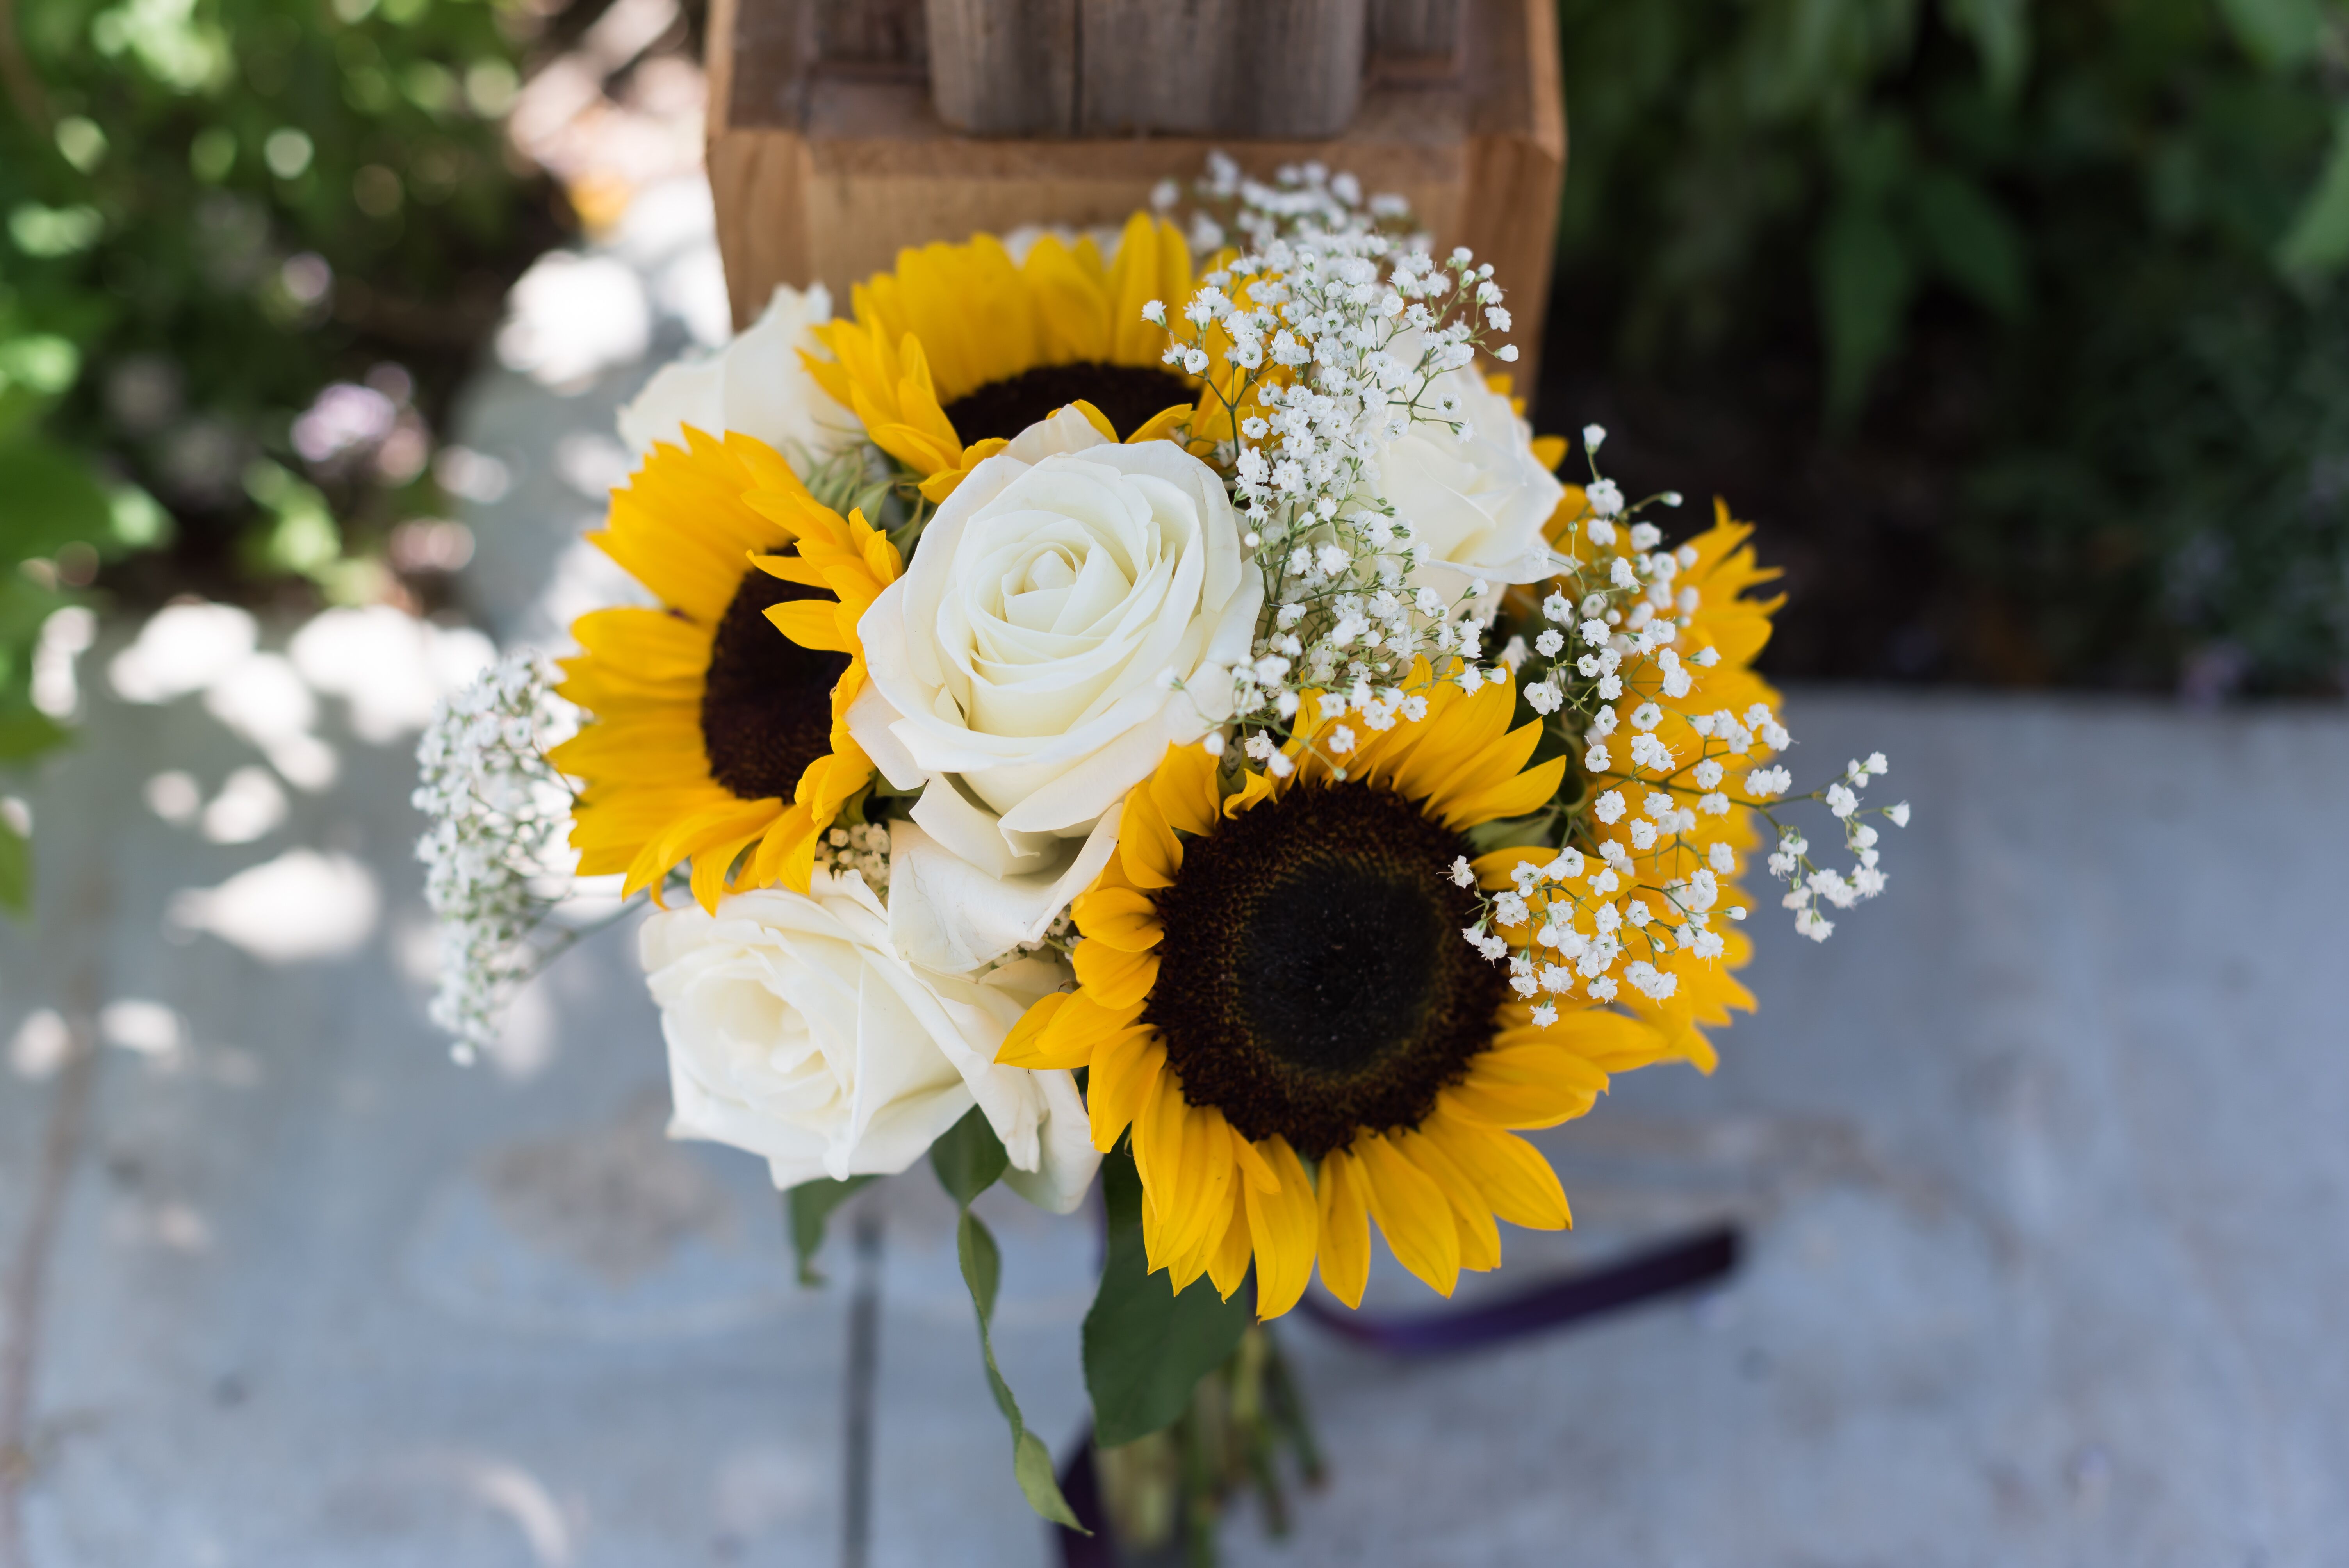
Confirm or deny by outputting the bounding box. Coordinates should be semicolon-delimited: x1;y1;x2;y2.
1294;1224;1739;1355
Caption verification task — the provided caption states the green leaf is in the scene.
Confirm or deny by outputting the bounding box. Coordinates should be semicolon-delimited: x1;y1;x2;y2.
108;485;172;550
0;335;83;396
0;811;27;914
1940;0;2029;100
930;1103;1011;1205
931;1108;1082;1530
0;710;69;763
2277;109;2349;281
2216;0;2322;68
1909;168;2028;319
784;1176;875;1286
0;440;113;561
1816;200;1917;424
1082;1149;1254;1448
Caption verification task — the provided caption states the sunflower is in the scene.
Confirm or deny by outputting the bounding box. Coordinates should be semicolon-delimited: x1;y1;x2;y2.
551;429;898;911
804;212;1205;502
998;665;1706;1317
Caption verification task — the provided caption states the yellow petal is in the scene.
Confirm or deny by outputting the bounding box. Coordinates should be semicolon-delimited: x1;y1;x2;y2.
1089;1031;1160;1151
1163;1101;1236;1270
1117;787;1182;889
1357;1133;1461;1297
1072;940;1159;1009
1132;1060;1189;1250
1314;1146;1372;1309
1037;989;1146;1066
1127;404;1193;445
765;600;853;654
1068;399;1119;441
1023;232;1114;362
1244;1135;1319;1319
996;993;1075;1068
1423;1108;1572;1231
1398;1128;1501;1273
1446;1044;1609;1129
1205;1183;1254;1301
1146;743;1222;836
1070;885;1161;951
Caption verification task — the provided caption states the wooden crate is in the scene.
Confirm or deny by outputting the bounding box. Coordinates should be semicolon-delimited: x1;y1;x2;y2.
703;0;1565;381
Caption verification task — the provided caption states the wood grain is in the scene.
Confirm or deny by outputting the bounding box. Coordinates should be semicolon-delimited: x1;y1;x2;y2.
923;0;1076;134
1077;0;1365;138
708;0;1564;381
1367;0;1463;73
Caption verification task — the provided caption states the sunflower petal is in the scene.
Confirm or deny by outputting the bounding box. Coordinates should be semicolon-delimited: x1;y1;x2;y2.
1397;1128;1501;1272
1070;885;1161;951
997;993;1074;1068
1206;1181;1254;1301
1245;1135;1319;1319
1314;1146;1373;1309
1356;1133;1461;1296
1146;743;1222;836
1089;1031;1160;1151
1117;786;1183;888
1071;940;1158;1008
1423;1108;1573;1231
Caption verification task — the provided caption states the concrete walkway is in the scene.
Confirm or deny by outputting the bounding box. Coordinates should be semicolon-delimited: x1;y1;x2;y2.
4;666;2345;1568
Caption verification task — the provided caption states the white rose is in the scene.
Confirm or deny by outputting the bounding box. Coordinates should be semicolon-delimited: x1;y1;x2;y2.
1374;364;1565;600
617;283;857;463
852;410;1262;969
641;874;1098;1213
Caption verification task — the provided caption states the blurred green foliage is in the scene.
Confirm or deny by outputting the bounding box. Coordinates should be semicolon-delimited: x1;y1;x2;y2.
0;0;556;906
1557;0;2349;690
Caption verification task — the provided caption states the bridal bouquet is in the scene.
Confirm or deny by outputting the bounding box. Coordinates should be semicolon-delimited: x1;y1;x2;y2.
416;160;1903;1547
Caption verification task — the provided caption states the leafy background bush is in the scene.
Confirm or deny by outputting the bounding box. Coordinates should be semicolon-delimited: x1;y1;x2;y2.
1541;0;2349;693
0;0;586;903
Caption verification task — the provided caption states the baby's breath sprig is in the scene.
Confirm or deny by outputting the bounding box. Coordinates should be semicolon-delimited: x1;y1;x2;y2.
412;650;586;1064
1436;429;1909;1009
1145;162;1533;758
1759;755;1908;942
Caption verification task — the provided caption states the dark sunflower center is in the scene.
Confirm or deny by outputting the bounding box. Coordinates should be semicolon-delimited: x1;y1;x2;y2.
699;570;850;802
1141;782;1508;1158
942;362;1196;444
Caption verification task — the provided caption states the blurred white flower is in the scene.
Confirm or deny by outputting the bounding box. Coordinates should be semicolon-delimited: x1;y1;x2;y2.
642;876;1097;1211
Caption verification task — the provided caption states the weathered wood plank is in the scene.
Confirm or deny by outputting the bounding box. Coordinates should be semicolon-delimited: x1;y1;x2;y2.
1367;0;1463;73
1076;0;1365;138
923;0;1078;134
